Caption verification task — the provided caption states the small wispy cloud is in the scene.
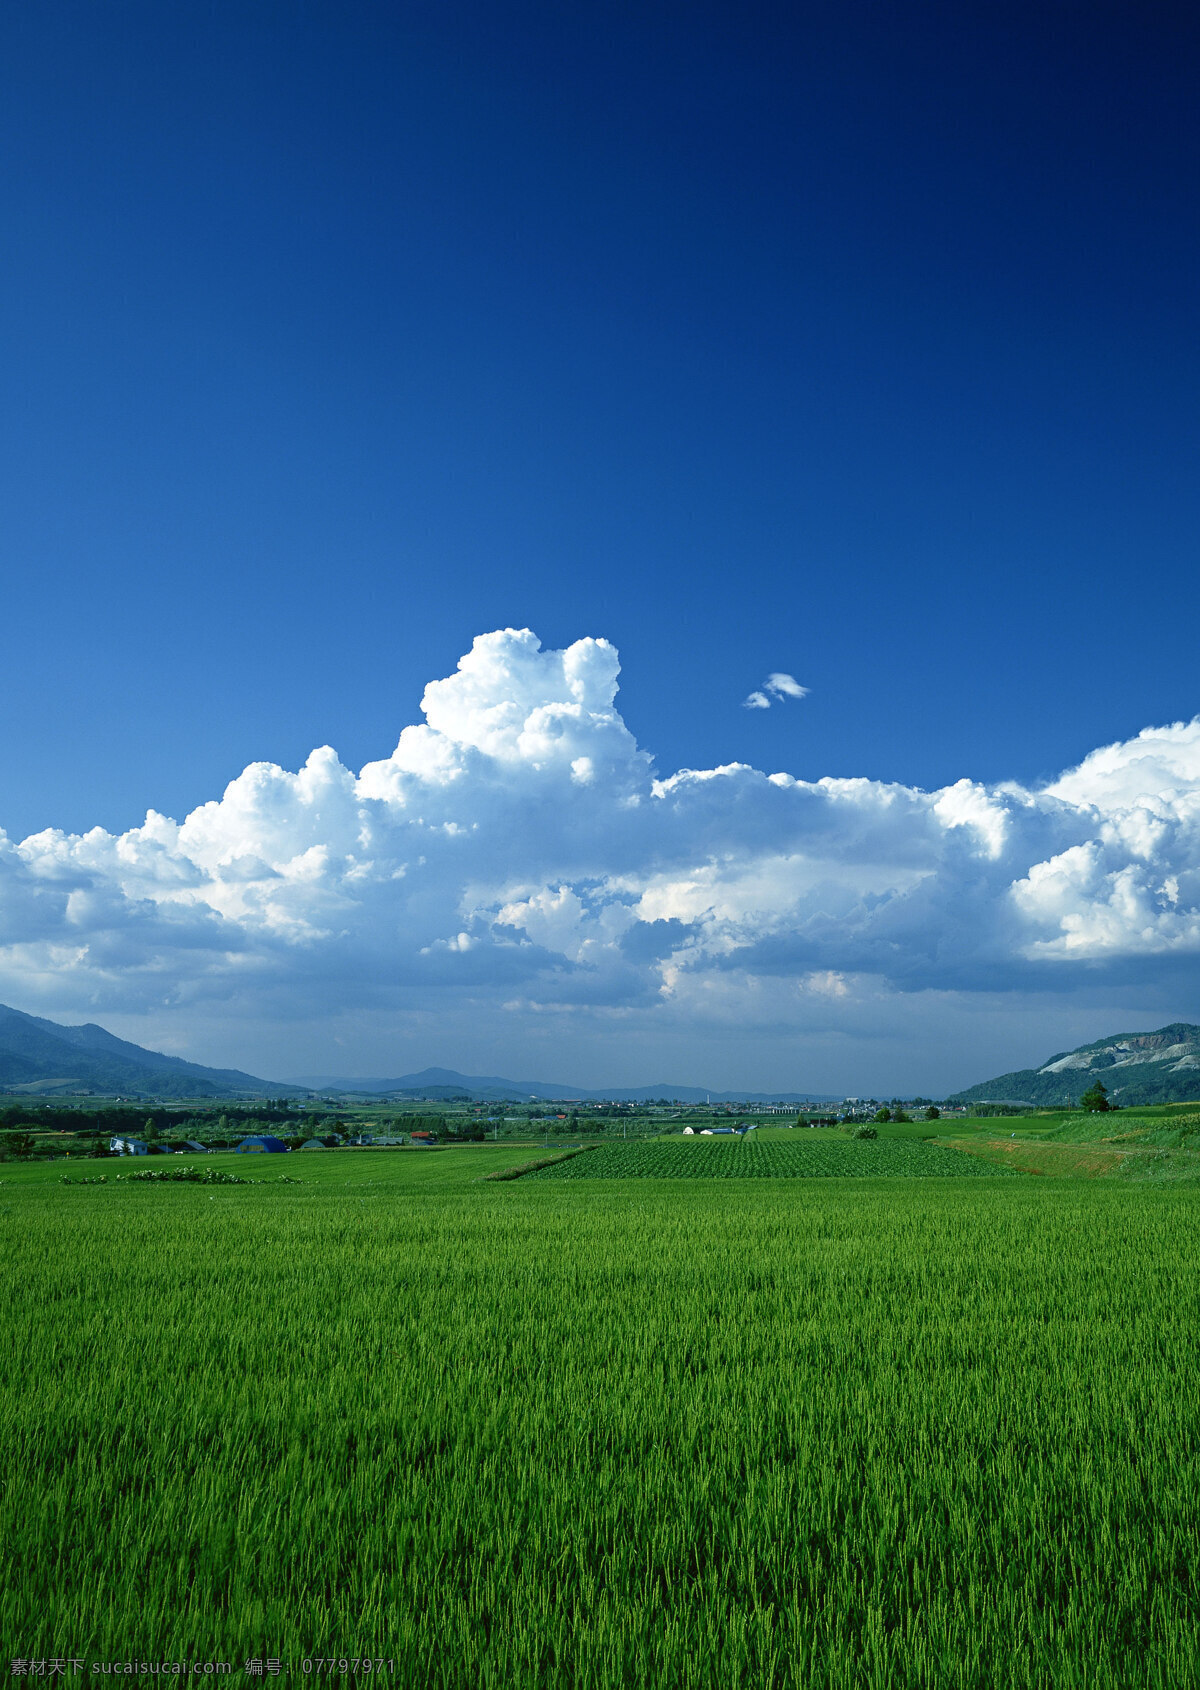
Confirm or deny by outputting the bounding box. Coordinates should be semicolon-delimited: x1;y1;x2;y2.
742;672;809;709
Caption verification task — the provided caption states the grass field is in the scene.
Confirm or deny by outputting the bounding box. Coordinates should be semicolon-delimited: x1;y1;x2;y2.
3;1148;1200;1687
934;1106;1200;1181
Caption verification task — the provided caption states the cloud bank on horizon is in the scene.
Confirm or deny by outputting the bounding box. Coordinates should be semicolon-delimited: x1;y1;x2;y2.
2;628;1199;1044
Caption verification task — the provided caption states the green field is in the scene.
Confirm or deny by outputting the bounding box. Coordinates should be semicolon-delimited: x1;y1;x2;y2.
931;1105;1200;1182
3;1148;1199;1687
526;1135;1014;1178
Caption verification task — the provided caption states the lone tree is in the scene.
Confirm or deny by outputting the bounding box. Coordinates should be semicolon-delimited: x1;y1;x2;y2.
1081;1080;1110;1113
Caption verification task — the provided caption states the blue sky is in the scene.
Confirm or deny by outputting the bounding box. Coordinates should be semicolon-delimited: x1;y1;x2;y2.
2;3;1199;1093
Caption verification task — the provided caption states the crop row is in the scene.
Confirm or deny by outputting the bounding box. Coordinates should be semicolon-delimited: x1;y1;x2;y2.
526;1135;1014;1178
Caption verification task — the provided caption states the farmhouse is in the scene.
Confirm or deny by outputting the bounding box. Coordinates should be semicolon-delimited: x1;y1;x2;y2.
109;1136;149;1155
235;1134;288;1153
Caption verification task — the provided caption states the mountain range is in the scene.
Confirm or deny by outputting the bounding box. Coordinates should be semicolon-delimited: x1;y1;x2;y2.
0;1003;301;1099
0;1005;839;1102
9;998;1198;1110
949;1023;1200;1109
290;1066;840;1103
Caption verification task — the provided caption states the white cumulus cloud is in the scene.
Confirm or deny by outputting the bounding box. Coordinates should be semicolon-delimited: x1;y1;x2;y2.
1;627;1199;1063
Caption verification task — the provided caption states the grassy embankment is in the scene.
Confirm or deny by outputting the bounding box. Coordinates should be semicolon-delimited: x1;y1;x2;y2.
933;1102;1200;1180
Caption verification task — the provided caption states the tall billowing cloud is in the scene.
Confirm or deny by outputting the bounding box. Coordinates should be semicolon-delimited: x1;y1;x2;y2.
1;629;1198;1057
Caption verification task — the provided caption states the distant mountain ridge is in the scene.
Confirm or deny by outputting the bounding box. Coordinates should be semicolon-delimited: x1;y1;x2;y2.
0;1003;303;1099
290;1065;839;1104
0;1008;839;1103
950;1022;1200;1108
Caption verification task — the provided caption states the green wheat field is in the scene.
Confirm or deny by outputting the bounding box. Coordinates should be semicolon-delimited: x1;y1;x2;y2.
2;1143;1199;1688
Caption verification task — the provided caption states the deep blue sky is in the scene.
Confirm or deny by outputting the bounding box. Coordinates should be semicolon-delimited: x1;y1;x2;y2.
3;1;1200;842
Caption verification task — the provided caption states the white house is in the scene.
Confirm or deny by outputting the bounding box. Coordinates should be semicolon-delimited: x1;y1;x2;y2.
109;1136;149;1156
